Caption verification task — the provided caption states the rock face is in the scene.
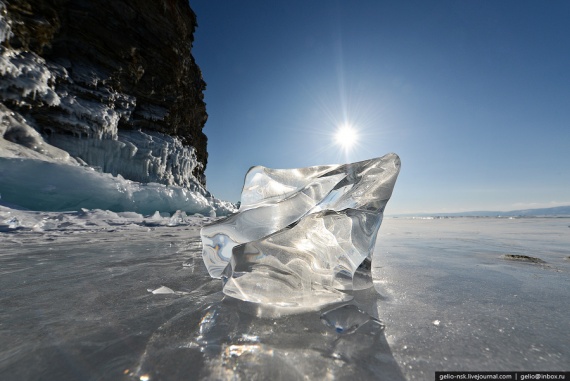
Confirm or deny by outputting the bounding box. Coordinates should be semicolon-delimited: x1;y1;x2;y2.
0;0;209;185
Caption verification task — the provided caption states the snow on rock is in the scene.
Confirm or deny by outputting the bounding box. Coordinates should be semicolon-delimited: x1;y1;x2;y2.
0;48;61;107
0;36;134;140
0;104;77;163
0;2;11;44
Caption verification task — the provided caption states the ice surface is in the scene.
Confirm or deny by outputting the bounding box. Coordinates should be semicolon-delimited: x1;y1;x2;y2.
374;217;570;380
201;153;401;309
1;216;568;380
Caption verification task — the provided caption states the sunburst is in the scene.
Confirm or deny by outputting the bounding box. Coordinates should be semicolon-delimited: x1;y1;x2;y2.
334;124;358;151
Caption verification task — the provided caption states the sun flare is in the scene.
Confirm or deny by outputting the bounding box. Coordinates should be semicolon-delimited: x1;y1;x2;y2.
334;124;358;150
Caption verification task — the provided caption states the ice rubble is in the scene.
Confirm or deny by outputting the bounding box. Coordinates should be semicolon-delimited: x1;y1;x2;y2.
201;153;400;309
0;205;217;233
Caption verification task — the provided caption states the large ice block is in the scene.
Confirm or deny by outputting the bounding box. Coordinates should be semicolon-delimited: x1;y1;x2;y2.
201;153;400;308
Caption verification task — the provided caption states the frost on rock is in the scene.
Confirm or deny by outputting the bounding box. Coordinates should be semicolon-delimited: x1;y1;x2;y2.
201;153;400;309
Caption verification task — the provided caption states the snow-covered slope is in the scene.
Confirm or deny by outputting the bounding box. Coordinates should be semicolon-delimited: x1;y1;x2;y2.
0;156;235;216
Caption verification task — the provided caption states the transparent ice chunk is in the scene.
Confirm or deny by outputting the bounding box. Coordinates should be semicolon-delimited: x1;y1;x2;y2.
200;153;400;309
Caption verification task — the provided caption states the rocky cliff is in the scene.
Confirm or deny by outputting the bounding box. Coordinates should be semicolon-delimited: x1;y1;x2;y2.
0;0;209;186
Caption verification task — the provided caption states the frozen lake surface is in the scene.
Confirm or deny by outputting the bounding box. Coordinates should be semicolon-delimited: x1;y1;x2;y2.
1;215;569;380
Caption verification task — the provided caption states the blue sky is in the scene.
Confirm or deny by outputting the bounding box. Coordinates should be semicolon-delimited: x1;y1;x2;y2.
191;1;569;214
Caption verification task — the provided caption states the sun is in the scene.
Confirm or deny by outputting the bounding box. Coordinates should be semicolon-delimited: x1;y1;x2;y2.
334;124;358;150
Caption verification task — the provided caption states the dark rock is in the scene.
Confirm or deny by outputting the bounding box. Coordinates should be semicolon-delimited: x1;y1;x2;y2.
1;0;208;185
502;254;546;264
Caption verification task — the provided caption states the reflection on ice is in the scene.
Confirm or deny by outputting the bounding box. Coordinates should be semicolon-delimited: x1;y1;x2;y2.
320;304;385;334
201;154;401;309
134;294;403;381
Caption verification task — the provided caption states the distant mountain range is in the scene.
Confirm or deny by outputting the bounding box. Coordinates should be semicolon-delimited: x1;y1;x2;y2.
391;205;570;217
